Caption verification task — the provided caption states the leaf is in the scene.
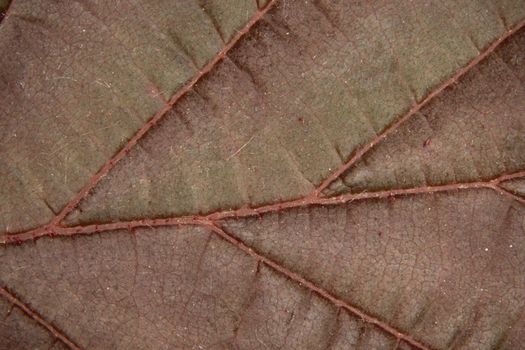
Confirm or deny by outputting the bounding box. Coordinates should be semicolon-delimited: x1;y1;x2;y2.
0;0;259;233
61;0;525;226
0;288;71;350
1;1;525;350
324;27;525;197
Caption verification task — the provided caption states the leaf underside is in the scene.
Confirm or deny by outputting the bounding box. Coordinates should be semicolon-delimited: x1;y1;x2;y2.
1;1;525;350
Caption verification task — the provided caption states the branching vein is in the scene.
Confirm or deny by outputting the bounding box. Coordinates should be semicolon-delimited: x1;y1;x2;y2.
1;4;525;349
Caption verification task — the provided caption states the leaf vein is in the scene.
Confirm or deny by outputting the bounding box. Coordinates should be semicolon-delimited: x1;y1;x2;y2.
0;286;82;350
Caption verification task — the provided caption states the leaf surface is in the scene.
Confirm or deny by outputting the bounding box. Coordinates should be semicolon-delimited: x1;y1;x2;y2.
0;226;418;349
1;1;525;349
221;189;525;349
501;178;525;198
0;0;258;233
63;0;525;225
325;28;525;196
0;295;68;350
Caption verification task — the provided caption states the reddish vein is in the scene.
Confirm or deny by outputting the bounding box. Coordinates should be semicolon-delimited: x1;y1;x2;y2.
6;7;525;244
49;0;277;227
206;223;433;350
313;18;525;196
3;171;523;244
0;6;523;350
0;287;82;350
493;186;525;205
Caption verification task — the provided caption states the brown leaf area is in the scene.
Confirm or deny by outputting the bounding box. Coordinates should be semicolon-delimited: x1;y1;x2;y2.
1;1;525;350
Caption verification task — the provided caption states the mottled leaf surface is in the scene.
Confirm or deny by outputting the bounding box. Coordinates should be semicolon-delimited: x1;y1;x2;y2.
222;190;525;349
65;0;524;225
0;226;417;349
0;0;258;233
0;297;68;350
1;0;525;350
325;27;525;196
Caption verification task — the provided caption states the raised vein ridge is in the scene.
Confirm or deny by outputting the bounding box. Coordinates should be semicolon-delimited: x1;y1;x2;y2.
0;286;82;350
313;17;525;196
3;170;523;244
48;0;277;229
207;223;434;350
4;5;524;240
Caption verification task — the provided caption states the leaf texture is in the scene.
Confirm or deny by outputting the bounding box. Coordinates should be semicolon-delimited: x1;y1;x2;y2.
325;28;525;196
0;226;421;349
0;0;259;233
501;178;525;199
1;0;525;349
62;0;525;225
0;288;77;350
0;297;67;350
221;189;525;349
